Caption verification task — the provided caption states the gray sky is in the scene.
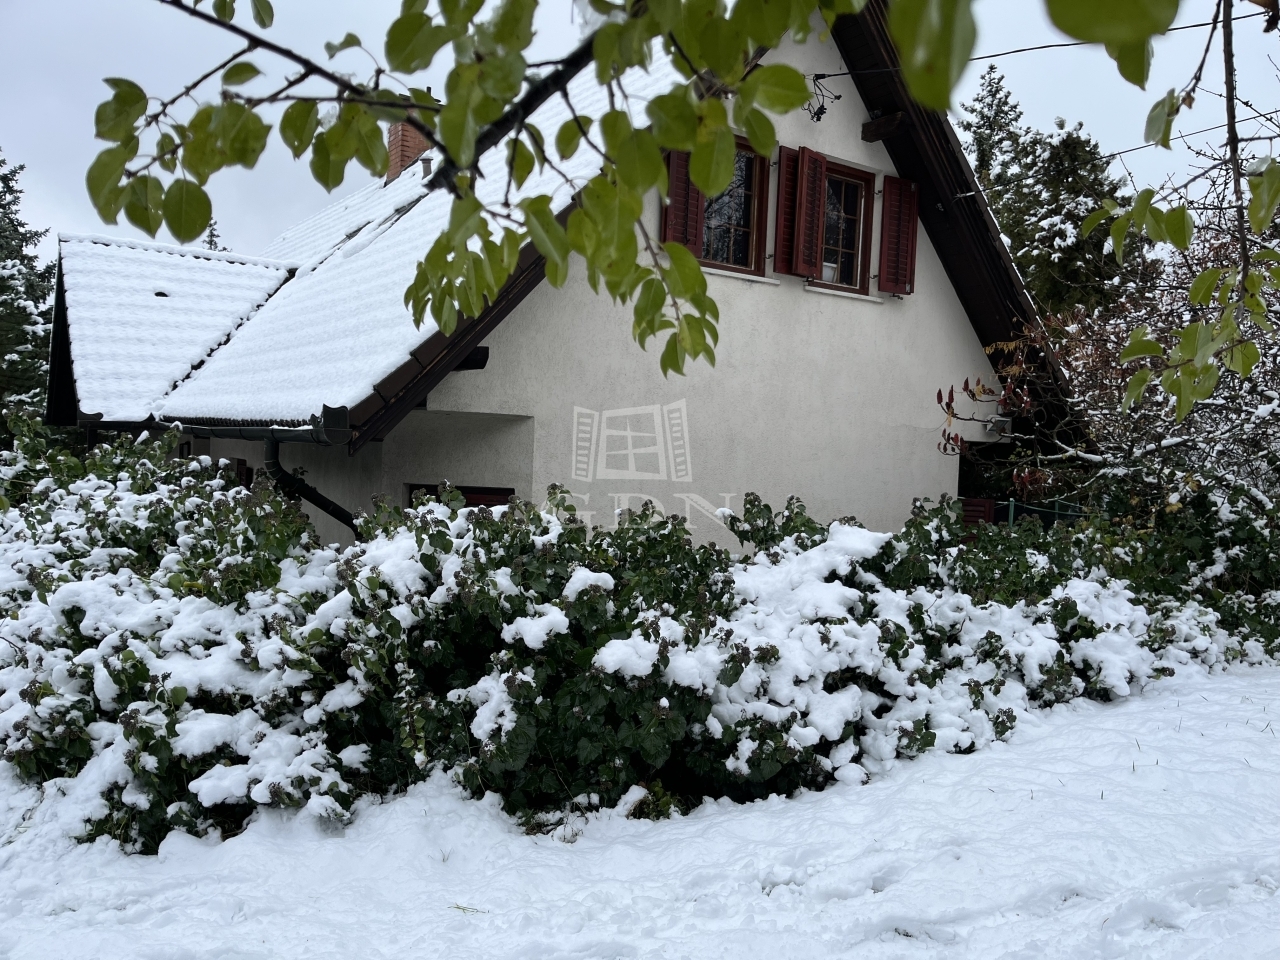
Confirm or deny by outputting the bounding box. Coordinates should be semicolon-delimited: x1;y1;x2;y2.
1;0;1276;263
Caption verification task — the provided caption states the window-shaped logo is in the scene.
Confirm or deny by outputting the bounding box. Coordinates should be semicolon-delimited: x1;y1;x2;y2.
571;400;691;483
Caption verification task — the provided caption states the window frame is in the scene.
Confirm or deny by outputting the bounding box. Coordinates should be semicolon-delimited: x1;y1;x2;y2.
661;137;771;278
807;160;877;297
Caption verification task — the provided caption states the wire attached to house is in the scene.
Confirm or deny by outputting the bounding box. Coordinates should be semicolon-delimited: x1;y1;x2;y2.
806;10;1267;91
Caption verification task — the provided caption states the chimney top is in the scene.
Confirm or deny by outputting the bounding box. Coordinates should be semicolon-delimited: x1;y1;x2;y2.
386;121;429;184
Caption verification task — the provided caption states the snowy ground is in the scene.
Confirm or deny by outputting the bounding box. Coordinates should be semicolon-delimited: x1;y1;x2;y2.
2;666;1278;960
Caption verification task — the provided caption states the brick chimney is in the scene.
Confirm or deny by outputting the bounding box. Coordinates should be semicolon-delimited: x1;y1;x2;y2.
386;121;430;184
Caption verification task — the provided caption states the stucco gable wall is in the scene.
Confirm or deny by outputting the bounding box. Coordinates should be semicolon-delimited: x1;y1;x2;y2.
411;38;997;540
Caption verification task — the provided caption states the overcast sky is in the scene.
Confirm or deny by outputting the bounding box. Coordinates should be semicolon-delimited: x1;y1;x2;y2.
1;0;1276;263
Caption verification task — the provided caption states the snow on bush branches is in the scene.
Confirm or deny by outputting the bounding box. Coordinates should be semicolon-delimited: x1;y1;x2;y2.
1;417;1277;852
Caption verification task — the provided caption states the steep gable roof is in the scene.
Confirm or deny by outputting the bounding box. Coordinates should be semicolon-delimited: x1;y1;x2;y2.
50;235;293;424
50;7;1050;444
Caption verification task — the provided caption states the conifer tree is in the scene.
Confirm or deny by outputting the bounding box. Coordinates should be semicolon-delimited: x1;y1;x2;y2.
958;66;1138;317
0;150;54;427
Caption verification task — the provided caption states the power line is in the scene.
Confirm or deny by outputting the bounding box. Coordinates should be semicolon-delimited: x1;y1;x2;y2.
969;11;1264;63
813;10;1267;78
970;106;1280;196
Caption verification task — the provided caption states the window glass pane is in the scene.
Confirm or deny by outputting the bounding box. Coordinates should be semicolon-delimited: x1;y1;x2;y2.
820;172;867;289
702;150;755;268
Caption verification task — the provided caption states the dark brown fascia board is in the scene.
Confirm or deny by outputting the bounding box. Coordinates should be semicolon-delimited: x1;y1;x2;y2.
345;201;563;451
832;2;1074;424
349;253;547;450
45;258;79;428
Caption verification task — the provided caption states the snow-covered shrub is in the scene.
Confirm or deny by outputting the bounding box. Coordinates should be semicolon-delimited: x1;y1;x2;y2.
2;416;1277;852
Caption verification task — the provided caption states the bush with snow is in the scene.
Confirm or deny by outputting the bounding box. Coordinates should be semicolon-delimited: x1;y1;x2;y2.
1;416;1277;851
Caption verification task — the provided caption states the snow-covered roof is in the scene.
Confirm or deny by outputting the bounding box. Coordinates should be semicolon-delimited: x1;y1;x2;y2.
58;235;294;422
55;58;679;428
155;61;679;425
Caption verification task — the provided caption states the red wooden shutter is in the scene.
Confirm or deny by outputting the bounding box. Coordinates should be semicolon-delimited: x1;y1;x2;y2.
773;146;799;275
661;150;705;253
879;175;919;295
791;147;827;278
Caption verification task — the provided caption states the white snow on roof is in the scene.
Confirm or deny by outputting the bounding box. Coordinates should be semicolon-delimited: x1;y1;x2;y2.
58;235;294;421
156;58;681;424
60;57;680;426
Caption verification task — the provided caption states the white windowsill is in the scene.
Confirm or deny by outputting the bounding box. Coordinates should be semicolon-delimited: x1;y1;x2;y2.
701;266;782;286
803;284;886;305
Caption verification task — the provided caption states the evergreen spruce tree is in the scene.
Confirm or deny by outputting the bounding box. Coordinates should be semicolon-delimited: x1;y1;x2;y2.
0;150;54;428
958;66;1137;317
203;219;228;252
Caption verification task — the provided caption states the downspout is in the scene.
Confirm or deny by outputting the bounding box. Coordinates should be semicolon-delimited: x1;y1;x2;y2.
263;439;358;534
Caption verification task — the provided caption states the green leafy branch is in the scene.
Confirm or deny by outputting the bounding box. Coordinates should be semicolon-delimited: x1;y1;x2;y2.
86;0;1208;374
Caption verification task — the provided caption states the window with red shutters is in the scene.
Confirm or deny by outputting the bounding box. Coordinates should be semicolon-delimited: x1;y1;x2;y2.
661;150;705;251
663;143;769;275
878;175;919;295
773;146;799;276
791;147;827;278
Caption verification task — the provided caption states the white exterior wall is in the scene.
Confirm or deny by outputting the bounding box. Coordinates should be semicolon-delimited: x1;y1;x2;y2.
422;36;996;542
215;33;998;547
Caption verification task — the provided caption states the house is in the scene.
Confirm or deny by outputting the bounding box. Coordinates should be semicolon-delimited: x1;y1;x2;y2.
46;3;1042;546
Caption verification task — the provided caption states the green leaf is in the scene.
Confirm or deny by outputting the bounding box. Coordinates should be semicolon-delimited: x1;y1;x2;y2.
742;108;776;159
1143;205;1168;243
437;90;481;169
162;179;212;243
660;332;685;376
701;16;750;79
739;64;812;113
386;13;452;73
325;32;362;58
1120;367;1153;412
646;92;698;152
1188;268;1223;305
507;137;535;188
888;0;976;111
156;132;179;173
123;175;165;237
1129;187;1154;231
94;78;147;142
521;195;571;286
211;102;271;169
1144;89;1178;148
1164;204;1193;250
617;129;664;193
169;685;189;709
688;126;737;197
555;117;592;160
348;108;389;175
1247;159;1280;235
1109;214;1130;265
1223;338;1260;379
279;101;319;159
1080;207;1110;238
309;134;349;191
212;0;235;22
85;143;134;223
222;62;261;86
662;241;708;300
1118;325;1163;363
250;0;274;27
1104;39;1153;88
1046;0;1177;44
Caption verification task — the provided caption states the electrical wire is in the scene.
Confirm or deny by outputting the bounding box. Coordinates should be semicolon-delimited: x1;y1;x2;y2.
811;10;1267;79
969;10;1264;62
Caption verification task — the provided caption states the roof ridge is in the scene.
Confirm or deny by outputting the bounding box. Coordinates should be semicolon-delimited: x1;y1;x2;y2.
58;232;299;270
